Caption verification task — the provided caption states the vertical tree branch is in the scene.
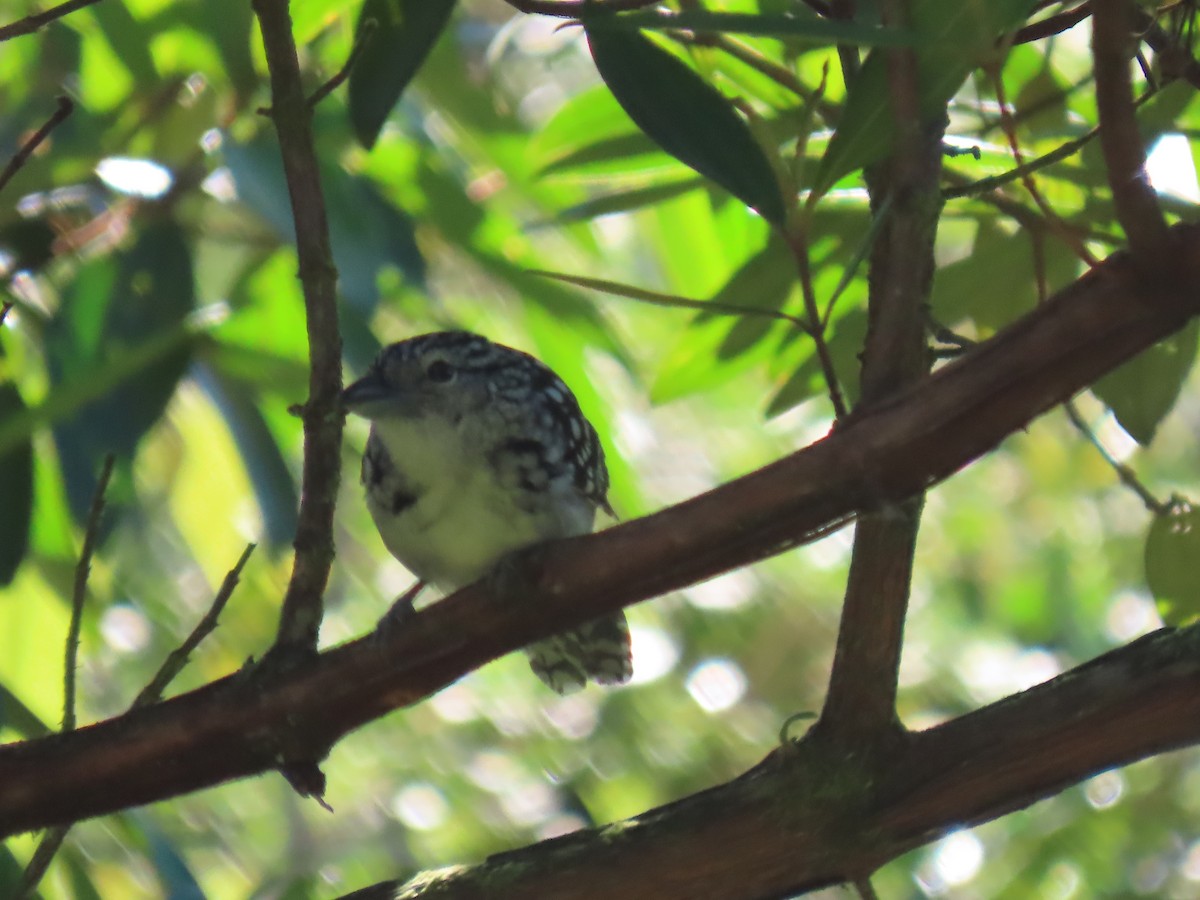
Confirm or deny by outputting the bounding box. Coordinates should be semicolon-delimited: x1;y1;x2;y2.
1092;0;1168;265
252;0;343;654
818;0;941;747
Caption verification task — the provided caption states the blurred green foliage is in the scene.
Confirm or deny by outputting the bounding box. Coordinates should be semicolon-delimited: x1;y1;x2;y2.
2;0;1200;897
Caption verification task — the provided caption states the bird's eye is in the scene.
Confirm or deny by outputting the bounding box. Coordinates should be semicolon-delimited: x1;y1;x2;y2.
425;360;454;383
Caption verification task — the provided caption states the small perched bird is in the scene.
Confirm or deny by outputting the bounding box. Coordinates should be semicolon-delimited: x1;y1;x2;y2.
341;331;633;694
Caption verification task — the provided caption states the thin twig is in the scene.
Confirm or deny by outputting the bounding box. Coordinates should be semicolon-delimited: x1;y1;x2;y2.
1091;0;1169;264
989;64;1101;267
307;19;376;108
526;269;811;330
64;454;114;732
17;827;68;899
259;19;379;115
0;0;103;42
1142;12;1200;92
18;453;115;899
1064;401;1168;514
942;125;1100;200
132;543;257;709
786;226;849;418
0;96;73;196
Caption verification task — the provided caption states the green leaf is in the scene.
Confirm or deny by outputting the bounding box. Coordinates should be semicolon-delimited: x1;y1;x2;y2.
1145;499;1200;626
603;9;911;46
1093;319;1199;446
815;0;1040;195
708;233;797;359
198;365;298;550
90;0;158;84
585;22;787;225
0;681;50;739
539;133;671;179
766;307;867;416
348;0;458;149
0;842;24;898
556;178;705;222
46;223;196;519
0;385;32;585
531;84;642;170
225;136;427;315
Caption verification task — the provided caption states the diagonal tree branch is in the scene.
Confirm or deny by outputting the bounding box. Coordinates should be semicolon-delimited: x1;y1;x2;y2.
337;624;1200;899
0;0;103;42
2;225;1200;840
0;96;73;196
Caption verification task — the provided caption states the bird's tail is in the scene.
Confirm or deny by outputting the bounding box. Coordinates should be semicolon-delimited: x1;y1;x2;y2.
526;611;633;694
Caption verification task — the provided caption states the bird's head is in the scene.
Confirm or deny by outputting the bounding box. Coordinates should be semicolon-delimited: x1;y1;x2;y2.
341;331;504;423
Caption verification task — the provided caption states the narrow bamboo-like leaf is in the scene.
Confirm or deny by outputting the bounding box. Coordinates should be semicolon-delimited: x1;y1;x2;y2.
197;364;298;550
0;326;197;460
539;133;668;178
1146;500;1200;626
709;235;798;359
531;85;644;171
528;269;804;326
604;9;911;46
815;0;1039;195
556;178;704;222
586;22;787;225
1093;319;1199;446
348;0;458;149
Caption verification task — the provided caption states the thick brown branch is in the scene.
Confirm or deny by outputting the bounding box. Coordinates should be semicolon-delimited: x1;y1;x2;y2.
2;226;1200;839
1091;0;1168;264
346;626;1200;899
252;0;343;653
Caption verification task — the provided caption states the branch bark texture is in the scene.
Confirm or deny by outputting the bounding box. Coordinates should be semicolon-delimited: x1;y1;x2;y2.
1092;0;1168;264
3;226;1200;844
350;626;1200;899
819;0;941;749
252;0;343;652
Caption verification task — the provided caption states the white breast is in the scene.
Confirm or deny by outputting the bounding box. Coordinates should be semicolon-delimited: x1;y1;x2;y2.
365;414;594;589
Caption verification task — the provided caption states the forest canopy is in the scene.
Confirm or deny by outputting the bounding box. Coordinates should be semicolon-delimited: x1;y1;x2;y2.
4;0;1200;898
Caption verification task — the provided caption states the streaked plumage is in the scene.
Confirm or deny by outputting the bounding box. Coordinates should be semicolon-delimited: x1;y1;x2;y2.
342;331;632;693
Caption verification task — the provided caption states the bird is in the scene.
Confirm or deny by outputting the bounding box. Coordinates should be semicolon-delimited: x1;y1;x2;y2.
341;330;633;694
